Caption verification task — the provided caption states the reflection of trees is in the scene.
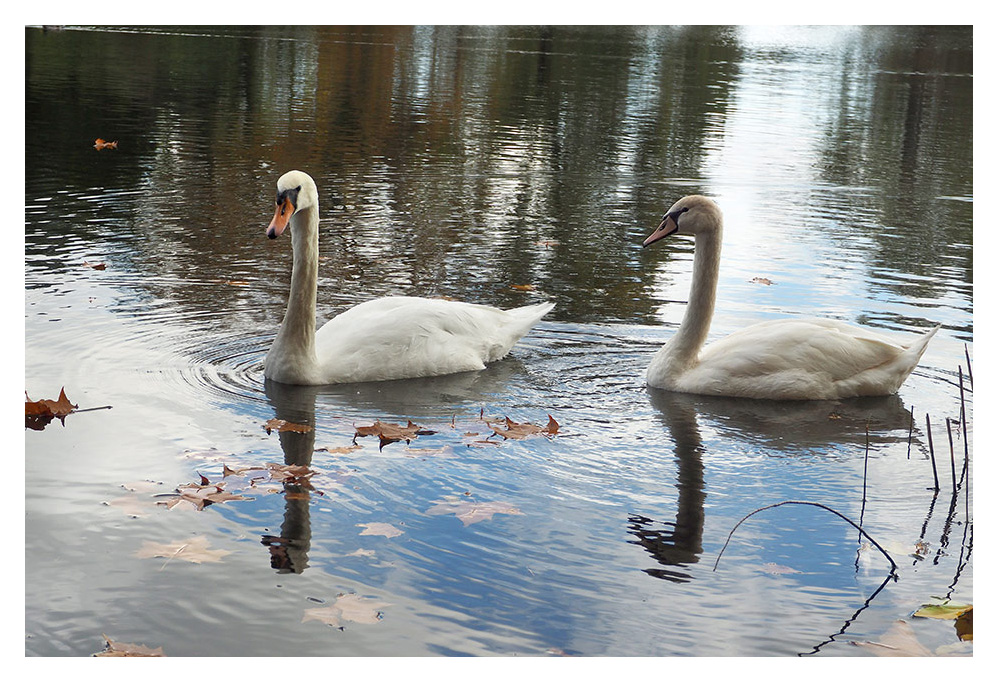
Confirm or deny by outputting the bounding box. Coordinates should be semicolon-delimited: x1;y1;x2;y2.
27;26;970;335
26;26;743;330
814;26;972;323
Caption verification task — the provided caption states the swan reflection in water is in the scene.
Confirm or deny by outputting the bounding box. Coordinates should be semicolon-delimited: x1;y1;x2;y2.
631;388;917;583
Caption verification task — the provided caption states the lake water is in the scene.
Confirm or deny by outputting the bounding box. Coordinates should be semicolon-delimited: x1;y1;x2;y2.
24;25;973;657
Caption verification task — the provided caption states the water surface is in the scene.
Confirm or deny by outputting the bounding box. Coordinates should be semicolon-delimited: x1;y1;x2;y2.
25;25;972;657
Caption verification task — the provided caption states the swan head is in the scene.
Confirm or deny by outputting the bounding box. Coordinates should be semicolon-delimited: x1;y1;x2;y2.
642;195;722;247
266;170;317;239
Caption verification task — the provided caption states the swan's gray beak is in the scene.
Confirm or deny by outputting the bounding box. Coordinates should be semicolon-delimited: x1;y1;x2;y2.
267;196;295;239
642;214;679;247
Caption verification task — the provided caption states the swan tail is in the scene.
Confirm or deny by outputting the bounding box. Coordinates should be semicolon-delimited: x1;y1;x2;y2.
488;301;555;362
906;324;940;361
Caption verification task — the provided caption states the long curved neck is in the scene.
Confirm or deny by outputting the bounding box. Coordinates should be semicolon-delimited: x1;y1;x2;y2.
269;204;319;376
668;229;721;367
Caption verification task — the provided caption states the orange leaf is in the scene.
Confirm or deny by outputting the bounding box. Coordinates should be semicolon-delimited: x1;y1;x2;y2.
83;260;106;270
25;387;77;418
94;138;118;150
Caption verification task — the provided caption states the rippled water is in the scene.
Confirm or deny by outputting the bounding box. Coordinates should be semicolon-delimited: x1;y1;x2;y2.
25;25;972;657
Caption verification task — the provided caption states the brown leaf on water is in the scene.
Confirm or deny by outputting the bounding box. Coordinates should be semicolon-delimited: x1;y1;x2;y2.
160;476;248;511
266;462;316;487
302;593;390;627
319;443;363;454
95;634;165;657
222;463;266;477
135;535;231;564
93;138;118;150
489;415;560;440
82;260;106;270
25;387;77;418
750;277;774;285
510;284;537;291
354;419;434;449
357;522;404;538
851;620;932;656
263;418;313;434
426;497;524;526
25;387;79;430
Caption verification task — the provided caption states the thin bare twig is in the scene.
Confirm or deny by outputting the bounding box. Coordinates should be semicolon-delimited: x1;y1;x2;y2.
713;500;897;573
926;414;940;491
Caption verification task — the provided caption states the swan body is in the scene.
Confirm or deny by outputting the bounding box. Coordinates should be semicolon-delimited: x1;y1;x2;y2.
263;170;553;385
643;195;938;400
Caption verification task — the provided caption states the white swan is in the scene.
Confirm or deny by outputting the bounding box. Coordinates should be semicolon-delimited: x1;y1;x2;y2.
263;170;554;385
642;195;938;400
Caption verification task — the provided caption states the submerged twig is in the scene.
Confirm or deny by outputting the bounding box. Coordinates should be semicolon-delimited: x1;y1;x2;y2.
859;420;870;531
946;418;958;496
925;414;940;491
713;500;897;574
906;405;915;460
958;366;969;471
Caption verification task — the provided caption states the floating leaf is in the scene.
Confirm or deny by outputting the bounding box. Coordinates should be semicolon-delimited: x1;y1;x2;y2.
760;562;801;575
354;419;434;449
750;277;774;285
82;260;106;270
489;415;559;440
266;462;316;485
105;494;153;518
25;387;77;418
159;476;248;511
913;603;972;620
426;497;524;526
263;418;313;434
25;387;79;430
94;634;165;657
319;443;363;454
222;463;266;477
357;522;404;538
510;284;537;291
851;620;931;656
955;608;973;641
93;138;118;150
302;593;390;627
136;535;231;564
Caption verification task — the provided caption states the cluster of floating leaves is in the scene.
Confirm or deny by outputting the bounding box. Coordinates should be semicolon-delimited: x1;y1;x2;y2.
37;389;560;649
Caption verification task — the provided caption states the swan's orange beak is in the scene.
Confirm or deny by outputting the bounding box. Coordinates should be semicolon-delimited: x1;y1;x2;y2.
267;196;295;239
642;213;679;247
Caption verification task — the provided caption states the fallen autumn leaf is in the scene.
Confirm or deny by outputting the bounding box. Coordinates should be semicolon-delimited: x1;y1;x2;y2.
426;497;524;526
94;634;165;657
135;535;232;564
302;593;390;627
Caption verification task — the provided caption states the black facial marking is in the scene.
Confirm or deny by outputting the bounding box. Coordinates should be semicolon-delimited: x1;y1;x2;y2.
276;185;302;215
668;206;690;228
